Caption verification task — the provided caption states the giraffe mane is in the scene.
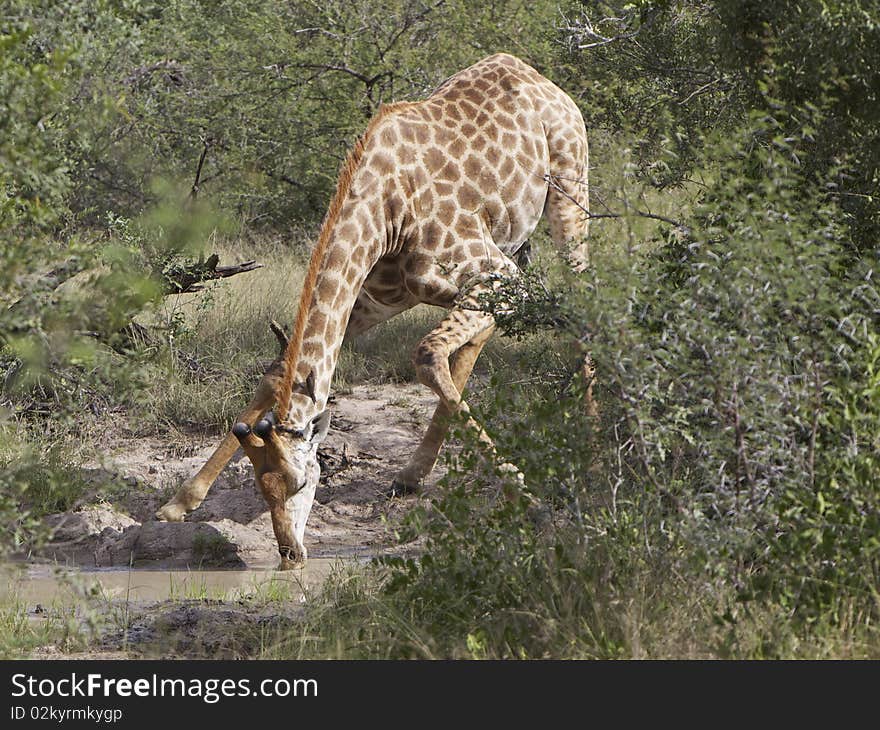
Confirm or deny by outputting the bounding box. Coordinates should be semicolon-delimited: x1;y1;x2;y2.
274;101;414;421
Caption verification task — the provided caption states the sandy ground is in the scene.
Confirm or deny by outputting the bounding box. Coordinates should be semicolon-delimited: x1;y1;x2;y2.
36;383;441;570
9;383;446;658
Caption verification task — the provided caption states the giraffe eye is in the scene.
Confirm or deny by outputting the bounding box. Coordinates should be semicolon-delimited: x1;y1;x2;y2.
276;424;306;439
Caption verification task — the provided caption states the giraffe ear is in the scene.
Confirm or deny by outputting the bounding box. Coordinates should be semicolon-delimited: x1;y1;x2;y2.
310;409;331;444
292;370;317;404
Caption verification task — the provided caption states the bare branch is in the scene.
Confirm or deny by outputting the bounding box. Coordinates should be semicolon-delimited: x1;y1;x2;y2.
677;78;723;106
543;174;690;235
162;256;262;294
123;60;184;88
377;0;446;60
561;9;648;51
189;139;210;200
263;169;307;189
290;27;341;39
285;63;381;87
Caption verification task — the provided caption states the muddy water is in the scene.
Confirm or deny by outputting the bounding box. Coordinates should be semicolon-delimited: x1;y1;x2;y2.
2;559;349;607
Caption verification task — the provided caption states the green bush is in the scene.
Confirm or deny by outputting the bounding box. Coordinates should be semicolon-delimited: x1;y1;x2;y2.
562;0;880;251
583;113;880;625
298;105;880;659
62;0;561;228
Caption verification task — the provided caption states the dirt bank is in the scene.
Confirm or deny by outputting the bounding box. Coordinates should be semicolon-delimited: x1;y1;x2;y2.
36;383;440;569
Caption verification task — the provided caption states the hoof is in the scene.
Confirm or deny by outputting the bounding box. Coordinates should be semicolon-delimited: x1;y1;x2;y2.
155;503;187;522
278;551;306;571
386;479;420;498
278;558;305;571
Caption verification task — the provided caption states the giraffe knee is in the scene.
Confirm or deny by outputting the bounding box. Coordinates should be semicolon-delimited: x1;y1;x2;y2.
413;339;446;390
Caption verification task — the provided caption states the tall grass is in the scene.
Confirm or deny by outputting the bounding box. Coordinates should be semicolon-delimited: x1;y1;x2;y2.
135;230;557;432
262;557;880;659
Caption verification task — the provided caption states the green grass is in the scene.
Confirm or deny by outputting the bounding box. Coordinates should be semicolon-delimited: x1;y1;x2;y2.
0;437;95;522
132;235;309;431
251;553;880;660
4;557;875;659
0;570;100;658
0;596;66;658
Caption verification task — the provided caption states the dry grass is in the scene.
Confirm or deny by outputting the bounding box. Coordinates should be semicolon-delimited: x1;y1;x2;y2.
135;230;556;433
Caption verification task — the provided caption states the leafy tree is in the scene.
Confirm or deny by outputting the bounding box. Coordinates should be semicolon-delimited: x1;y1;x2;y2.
0;1;215;554
70;0;562;227
562;0;880;250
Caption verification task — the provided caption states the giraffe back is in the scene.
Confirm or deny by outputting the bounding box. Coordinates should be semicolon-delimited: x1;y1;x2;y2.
345;53;589;308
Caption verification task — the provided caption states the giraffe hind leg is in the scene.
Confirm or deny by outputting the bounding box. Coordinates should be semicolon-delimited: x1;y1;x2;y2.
391;276;519;495
543;130;598;418
391;322;495;494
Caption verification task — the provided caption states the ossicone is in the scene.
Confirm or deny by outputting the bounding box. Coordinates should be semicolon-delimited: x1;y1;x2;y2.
254;410;276;439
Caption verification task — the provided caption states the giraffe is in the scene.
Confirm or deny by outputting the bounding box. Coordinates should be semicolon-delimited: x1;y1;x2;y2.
156;53;590;569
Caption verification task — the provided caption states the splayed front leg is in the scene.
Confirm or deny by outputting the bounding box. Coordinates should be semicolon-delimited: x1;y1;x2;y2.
155;387;275;522
156;431;245;522
156;322;289;523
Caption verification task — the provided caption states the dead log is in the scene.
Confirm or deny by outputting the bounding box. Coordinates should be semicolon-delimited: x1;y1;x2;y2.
160;254;262;294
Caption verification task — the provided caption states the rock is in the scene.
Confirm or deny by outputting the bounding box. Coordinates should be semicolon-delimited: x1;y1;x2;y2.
44;504;137;541
38;505;138;565
93;519;277;569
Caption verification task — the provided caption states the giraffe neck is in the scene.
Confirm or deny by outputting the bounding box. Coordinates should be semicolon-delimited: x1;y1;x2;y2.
286;215;382;422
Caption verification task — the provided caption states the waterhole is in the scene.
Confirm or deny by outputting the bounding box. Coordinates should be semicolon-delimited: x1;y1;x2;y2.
2;559;349;607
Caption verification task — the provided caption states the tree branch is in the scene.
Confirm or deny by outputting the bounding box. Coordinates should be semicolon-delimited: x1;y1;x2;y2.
161;255;262;294
543;174;690;234
189;139;210;200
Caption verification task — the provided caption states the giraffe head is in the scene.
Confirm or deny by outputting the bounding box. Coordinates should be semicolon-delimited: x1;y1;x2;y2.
233;397;331;490
231;326;332;569
231;402;331;569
